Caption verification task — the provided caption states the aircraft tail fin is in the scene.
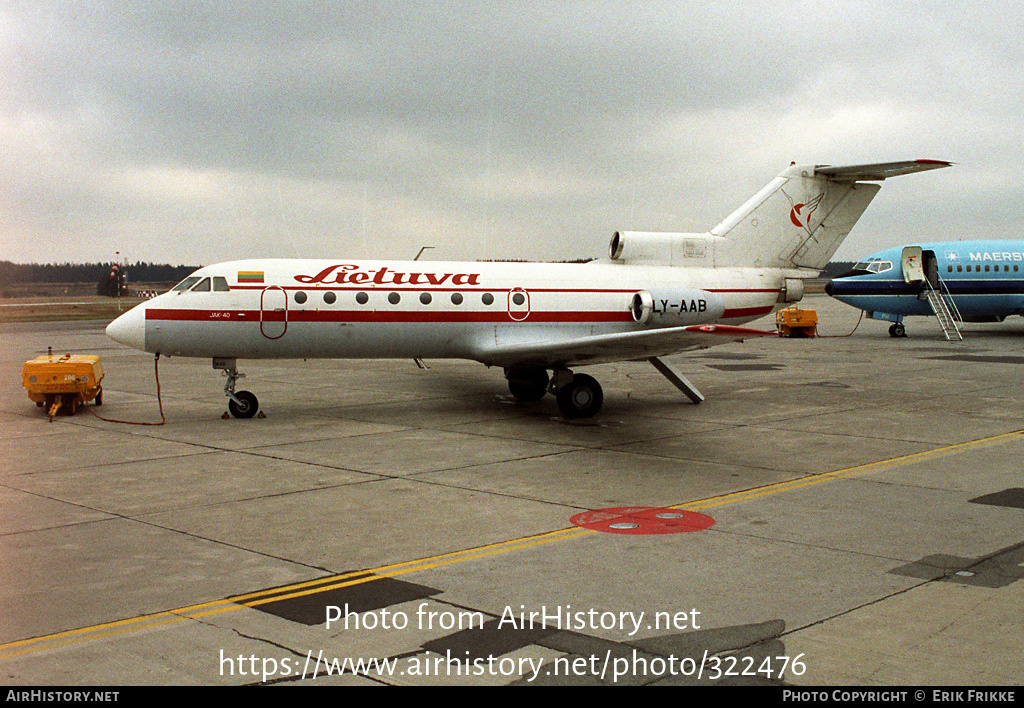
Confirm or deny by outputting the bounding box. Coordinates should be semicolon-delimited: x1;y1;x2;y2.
712;160;951;271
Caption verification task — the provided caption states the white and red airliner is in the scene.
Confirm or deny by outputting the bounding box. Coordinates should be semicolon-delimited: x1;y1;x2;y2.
106;160;949;418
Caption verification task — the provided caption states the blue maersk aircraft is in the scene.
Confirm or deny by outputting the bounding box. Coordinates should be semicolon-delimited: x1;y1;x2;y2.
825;241;1024;339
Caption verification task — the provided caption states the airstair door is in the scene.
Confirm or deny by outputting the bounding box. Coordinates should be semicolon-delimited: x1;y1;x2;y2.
923;250;939;287
902;246;925;283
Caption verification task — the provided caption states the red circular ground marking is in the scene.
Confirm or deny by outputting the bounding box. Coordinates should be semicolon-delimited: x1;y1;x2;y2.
570;506;715;535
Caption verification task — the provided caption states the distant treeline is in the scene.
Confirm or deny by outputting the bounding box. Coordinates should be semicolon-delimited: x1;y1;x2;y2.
483;259;856;274
0;258;856;286
479;258;595;264
0;261;200;286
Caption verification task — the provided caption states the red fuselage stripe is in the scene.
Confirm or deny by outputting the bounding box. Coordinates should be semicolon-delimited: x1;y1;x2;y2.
230;284;781;294
145;309;635;323
721;305;775;318
144;306;772;323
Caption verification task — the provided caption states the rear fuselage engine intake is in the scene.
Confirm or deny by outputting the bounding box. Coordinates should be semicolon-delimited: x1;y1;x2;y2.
630;289;724;326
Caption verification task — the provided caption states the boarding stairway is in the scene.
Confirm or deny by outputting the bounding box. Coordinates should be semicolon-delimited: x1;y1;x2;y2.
924;278;963;341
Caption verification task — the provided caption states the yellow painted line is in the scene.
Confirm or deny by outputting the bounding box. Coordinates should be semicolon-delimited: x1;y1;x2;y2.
237;527;592;611
189;526;592;618
0;527;587;659
675;429;1024;513
3;429;1021;660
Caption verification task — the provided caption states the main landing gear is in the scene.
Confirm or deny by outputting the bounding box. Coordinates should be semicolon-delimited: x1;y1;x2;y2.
505;366;604;419
505;356;704;420
554;372;604;419
214;357;260;418
888;323;907;338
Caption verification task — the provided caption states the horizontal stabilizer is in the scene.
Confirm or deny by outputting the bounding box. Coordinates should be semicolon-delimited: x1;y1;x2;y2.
816;159;952;182
711;158;951;271
473;324;776;369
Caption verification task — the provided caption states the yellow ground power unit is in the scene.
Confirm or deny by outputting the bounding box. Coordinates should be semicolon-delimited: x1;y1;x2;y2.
22;353;104;420
776;306;818;338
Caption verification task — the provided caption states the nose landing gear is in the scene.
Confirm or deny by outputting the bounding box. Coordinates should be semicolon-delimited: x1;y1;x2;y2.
213;357;260;418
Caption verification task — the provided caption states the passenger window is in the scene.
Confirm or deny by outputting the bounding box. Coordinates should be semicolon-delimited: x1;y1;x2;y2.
388;292;401;305
451;293;464;305
294;291;307;304
323;291;336;304
419;293;432;305
213;277;230;291
512;293;526;305
957;266;962;272
191;277;211;292
356;292;369;305
985;265;991;272
482;293;494;305
947;266;952;273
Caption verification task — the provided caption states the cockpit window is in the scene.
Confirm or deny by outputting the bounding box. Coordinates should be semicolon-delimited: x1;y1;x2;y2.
172;276;202;292
191;277;211;292
852;259;893;274
213;277;230;291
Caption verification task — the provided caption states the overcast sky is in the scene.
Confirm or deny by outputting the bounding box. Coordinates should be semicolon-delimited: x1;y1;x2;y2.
2;2;1021;267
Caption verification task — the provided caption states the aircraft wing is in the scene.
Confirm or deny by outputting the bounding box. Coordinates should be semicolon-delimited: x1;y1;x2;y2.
472;324;777;369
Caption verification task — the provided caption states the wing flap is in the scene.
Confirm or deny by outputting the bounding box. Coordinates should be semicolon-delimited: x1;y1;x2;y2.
473;325;777;369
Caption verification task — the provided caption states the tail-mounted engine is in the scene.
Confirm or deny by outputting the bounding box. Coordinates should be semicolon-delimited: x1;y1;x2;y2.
630;289;725;325
609;231;728;265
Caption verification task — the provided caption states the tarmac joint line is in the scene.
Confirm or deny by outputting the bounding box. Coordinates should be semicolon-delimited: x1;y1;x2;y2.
3;428;1022;660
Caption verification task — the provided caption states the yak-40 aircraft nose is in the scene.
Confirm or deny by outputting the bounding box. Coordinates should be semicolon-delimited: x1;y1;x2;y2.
106;305;146;351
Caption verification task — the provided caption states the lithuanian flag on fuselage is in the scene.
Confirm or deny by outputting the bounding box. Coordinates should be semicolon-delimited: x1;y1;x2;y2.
238;271;264;284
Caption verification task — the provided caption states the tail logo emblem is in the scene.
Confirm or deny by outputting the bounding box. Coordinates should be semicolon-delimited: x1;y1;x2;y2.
789;194;823;229
790;204;806;227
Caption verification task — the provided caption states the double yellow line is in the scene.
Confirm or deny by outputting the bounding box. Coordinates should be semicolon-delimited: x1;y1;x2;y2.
3;429;1020;660
0;527;589;660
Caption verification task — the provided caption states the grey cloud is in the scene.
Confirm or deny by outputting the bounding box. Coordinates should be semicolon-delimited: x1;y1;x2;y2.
1;2;1022;264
